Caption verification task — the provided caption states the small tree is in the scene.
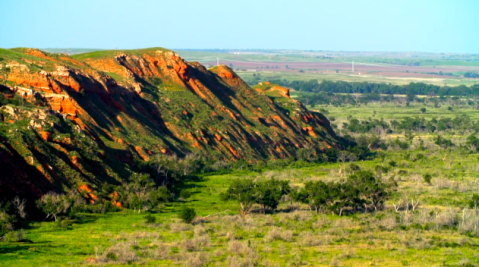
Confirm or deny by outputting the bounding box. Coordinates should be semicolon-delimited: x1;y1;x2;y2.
347;171;390;211
12;197;27;219
179;207;196;223
119;174;170;212
221;179;256;214
292;181;328;213
180;189;192;200
36;193;73;221
148;186;170;209
420;107;426;113
254;179;289;213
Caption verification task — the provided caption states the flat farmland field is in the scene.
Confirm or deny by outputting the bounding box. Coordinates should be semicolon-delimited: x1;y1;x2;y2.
176;50;479;86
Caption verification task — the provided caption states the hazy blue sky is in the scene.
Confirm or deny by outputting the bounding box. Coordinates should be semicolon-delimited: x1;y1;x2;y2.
0;0;477;53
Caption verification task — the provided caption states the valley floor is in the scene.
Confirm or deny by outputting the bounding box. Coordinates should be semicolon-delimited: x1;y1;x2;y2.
2;101;479;266
1;155;479;266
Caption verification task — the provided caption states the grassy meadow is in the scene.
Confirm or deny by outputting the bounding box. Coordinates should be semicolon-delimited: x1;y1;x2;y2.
2;100;479;266
309;101;479;127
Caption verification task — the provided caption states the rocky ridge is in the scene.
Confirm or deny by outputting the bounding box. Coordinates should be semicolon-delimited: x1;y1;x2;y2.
0;47;340;198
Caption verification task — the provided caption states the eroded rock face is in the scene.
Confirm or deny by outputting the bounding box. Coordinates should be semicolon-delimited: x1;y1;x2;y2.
0;47;340;198
269;85;290;98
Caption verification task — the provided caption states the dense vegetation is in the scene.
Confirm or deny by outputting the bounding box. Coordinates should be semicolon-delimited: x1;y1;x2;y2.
295;86;479;111
265;79;479;96
221;170;393;216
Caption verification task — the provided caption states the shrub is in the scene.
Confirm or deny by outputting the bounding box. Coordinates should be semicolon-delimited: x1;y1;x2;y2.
180;189;192;200
179;207;196;224
106;252;118;261
55;219;74;230
2;229;26;242
144;214;156;224
99;242;138;263
423;173;432;184
36;193;74;221
0;211;14;237
264;227;283;242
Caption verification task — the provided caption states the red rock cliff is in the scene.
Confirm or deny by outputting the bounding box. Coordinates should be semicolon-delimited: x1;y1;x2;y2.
0;47;340;197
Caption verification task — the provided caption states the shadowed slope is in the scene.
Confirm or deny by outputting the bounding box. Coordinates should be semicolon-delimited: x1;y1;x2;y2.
0;47;340;196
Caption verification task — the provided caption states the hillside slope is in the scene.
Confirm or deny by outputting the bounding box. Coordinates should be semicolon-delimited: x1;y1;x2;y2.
0;47;340;198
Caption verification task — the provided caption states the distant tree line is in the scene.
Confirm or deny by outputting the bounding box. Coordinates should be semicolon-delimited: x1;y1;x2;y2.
372;60;422;66
425;71;454;76
337;114;479;153
267;79;479;96
296;91;479;109
341;114;479;135
464;72;479;78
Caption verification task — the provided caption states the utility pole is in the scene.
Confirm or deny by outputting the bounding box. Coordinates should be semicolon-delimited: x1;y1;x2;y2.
352;60;354;72
217;58;219;66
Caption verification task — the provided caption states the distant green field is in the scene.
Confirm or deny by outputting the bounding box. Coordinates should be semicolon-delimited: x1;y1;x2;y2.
309;102;479;123
177;50;479;67
237;71;479;87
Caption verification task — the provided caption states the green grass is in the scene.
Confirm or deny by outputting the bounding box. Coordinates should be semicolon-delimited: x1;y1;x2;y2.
41;48;106;55
3;151;479;266
71;47;171;60
307;101;479;130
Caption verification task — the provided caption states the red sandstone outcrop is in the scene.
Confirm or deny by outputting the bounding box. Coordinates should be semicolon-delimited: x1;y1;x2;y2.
0;47;340;199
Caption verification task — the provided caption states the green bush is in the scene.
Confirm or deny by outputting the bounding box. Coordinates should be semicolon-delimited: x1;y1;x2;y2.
179;207;196;223
106;252;118;261
3;229;26;242
0;211;14;237
423;173;432;184
55;219;73;230
179;189;192;200
144;214;156;224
